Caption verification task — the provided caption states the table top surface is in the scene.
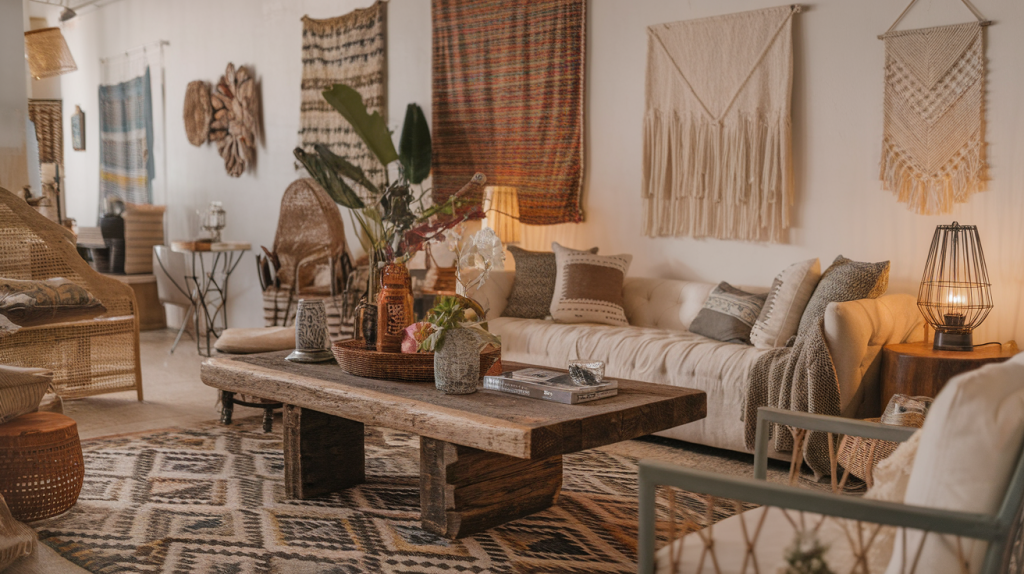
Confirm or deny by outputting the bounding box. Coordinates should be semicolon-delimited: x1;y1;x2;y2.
170;240;251;253
201;352;707;459
885;340;1019;360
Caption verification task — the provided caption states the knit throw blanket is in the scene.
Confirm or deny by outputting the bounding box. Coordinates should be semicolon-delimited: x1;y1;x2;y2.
99;68;154;206
743;319;840;479
643;6;796;243
298;3;387;192
431;0;585;225
881;22;987;215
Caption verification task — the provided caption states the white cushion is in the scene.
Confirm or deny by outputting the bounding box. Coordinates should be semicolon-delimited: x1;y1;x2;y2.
885;353;1024;574
750;258;820;348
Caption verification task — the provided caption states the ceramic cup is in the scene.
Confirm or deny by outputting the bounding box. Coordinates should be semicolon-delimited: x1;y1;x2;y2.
286;299;334;363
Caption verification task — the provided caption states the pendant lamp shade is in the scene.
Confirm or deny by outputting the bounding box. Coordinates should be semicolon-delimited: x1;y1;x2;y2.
483;186;521;245
917;222;993;351
24;27;77;80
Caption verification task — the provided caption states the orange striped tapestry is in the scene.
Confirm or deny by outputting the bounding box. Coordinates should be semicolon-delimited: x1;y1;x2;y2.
431;0;585;225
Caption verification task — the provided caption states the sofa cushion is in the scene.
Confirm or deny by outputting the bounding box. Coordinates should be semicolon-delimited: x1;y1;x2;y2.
885;353;1024;574
214;327;295;354
0;277;106;328
503;246;596;319
798;256;889;337
689;282;766;344
622;278;716;332
549;242;603;316
551;251;632;326
751;258;820;348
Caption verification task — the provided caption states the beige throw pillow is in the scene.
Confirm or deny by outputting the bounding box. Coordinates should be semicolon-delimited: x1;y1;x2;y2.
551;251;632;326
750;259;820;348
549;242;602;316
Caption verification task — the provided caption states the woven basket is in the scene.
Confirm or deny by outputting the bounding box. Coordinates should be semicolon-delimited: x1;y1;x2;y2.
0;412;84;522
837;396;930;484
333;339;500;382
0;368;53;425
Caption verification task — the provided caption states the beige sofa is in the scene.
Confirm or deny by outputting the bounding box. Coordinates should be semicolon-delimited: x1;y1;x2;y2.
470;271;925;456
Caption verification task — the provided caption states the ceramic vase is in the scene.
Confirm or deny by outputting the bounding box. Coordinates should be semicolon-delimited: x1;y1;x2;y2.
355;299;378;350
376;262;414;353
286;299;334;363
434;328;480;394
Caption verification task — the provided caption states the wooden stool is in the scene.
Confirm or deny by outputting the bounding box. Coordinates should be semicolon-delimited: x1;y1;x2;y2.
0;412;84;522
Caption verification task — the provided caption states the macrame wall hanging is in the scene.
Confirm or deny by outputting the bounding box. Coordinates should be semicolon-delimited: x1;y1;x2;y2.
642;5;798;244
879;0;991;215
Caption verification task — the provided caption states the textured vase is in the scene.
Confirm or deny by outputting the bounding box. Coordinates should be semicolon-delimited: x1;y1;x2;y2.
285;299;333;363
376;262;414;353
434;328;480;395
355;300;378;350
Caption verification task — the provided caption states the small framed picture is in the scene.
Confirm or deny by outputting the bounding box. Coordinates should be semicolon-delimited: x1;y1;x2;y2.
71;106;85;151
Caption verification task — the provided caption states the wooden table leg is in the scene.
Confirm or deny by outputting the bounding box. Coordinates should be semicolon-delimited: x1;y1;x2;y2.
283;405;365;499
419;436;562;539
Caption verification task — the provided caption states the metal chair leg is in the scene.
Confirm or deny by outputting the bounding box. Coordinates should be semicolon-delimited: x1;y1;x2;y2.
169;304;196;354
220;391;234;425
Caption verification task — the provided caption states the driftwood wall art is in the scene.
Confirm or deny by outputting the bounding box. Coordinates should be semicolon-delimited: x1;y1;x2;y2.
183;63;260;177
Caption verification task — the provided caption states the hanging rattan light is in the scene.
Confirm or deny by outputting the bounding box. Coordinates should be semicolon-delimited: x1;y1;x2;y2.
24;27;78;80
917;222;993;351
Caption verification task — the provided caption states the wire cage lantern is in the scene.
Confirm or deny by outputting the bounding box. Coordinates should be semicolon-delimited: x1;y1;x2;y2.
917;222;993;351
24;27;77;80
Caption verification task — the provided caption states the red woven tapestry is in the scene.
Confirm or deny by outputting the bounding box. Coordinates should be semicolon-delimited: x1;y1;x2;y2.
431;0;585;225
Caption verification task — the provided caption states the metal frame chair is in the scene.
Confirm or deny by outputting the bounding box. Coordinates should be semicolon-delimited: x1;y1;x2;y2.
639;406;1024;573
153;245;197;354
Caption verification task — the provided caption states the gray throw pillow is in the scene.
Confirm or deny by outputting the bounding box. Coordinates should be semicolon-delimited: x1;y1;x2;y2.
797;255;890;336
689;282;768;345
503;246;597;319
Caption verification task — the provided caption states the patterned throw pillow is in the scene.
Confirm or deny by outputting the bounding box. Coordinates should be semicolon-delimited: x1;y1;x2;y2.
551;251;633;326
750;258;821;348
797;255;890;336
689;282;768;344
503;245;597;319
0;277;106;328
549;242;602;317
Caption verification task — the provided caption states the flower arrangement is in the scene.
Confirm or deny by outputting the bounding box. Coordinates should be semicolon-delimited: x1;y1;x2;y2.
293;84;485;300
778;530;836;574
418;296;501;353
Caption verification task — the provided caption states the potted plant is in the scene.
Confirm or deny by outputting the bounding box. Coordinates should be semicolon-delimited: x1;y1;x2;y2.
418;227;505;394
294;85;483;346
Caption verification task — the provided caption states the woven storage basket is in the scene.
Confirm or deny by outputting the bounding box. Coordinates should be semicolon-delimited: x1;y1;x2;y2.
333;339;500;382
0;412;84;522
0;367;53;425
837;395;931;484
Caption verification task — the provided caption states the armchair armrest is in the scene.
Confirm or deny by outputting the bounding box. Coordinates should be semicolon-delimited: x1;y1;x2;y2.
752;407;917;480
824;294;925;417
637;461;1000;574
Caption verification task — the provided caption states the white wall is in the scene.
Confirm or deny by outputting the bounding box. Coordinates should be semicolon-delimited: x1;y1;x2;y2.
54;0;1024;344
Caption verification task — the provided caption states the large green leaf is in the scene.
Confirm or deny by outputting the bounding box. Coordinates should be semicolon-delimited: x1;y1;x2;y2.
398;103;432;184
293;148;365;209
314;144;380;197
322;84;398;167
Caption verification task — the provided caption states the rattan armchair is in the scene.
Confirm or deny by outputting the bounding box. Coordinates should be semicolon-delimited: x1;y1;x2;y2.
0;189;142;400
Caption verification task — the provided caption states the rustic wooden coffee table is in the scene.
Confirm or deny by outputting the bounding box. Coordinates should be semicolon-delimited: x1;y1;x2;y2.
201;351;706;538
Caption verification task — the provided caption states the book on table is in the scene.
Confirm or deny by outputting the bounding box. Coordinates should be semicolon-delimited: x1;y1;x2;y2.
483;368;618;405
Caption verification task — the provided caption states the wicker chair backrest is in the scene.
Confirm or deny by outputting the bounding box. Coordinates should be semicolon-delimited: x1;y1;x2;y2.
272;179;349;292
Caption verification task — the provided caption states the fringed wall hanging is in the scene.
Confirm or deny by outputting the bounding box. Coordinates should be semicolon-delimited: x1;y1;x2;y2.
643;5;798;243
27;100;62;164
432;0;586;225
298;2;388;192
99;67;154;206
879;0;991;215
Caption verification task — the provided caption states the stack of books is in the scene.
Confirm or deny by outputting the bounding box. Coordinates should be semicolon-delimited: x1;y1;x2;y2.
483;368;618;405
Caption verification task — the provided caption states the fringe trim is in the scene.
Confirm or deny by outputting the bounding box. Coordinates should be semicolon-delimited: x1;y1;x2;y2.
642;110;793;243
880;135;987;216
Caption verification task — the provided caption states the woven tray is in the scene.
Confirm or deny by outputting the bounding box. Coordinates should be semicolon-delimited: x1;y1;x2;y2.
332;339;500;383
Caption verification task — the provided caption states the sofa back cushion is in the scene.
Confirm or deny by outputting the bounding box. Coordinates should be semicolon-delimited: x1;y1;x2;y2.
885;352;1024;574
622;278;716;332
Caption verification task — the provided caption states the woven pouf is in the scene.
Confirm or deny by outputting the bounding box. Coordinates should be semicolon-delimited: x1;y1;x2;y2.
0;412;84;522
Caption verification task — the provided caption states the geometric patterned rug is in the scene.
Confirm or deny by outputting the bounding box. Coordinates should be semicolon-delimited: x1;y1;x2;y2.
32;417;784;573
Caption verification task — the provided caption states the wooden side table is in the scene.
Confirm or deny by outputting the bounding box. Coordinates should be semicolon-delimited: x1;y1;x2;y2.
881;340;1020;407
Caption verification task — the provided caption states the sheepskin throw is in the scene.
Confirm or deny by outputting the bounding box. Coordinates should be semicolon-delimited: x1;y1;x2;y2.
881;22;987;215
643;5;797;243
298;3;387;191
432;0;585;224
99;68;154;206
